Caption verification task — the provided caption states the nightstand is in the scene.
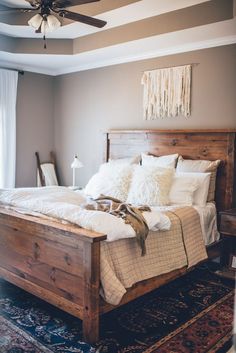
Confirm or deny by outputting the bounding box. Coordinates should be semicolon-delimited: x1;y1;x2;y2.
217;209;236;280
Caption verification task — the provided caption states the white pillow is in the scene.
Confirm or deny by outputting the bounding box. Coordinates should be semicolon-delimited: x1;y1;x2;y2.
127;165;174;206
176;158;220;172
141;153;179;168
176;157;221;202
172;172;211;206
84;164;133;201
169;174;199;205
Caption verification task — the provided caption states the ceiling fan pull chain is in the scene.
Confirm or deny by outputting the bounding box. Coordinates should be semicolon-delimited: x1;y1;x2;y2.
43;35;47;49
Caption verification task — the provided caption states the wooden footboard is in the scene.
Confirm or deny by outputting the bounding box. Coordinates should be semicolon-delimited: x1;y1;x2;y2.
0;207;106;344
0;206;224;344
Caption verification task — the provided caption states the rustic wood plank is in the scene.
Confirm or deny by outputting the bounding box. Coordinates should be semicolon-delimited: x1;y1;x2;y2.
207;239;224;259
0;267;84;319
108;129;236;134
225;133;235;210
82;241;100;344
103;132;109;162
0;237;84;303
0;208;107;243
106;130;236;211
0;224;83;277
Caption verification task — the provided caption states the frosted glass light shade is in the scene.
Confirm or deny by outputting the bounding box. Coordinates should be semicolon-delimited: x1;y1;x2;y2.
47;15;61;31
41;19;50;35
28;13;43;30
71;155;83;169
71;155;83;188
28;14;61;34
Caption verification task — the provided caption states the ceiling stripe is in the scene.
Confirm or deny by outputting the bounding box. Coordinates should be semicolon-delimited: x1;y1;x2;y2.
0;17;235;75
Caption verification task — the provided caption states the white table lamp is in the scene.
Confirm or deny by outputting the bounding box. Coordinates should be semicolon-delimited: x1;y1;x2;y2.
71;155;83;188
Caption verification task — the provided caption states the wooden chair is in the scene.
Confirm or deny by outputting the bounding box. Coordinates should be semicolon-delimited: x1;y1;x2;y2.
35;151;59;186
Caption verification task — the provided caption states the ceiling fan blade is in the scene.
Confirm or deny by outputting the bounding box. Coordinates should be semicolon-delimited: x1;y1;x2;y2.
58;9;106;28
0;7;37;13
24;0;40;6
54;0;100;8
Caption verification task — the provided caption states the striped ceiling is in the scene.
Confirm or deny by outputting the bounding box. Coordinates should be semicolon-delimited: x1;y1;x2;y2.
0;0;235;75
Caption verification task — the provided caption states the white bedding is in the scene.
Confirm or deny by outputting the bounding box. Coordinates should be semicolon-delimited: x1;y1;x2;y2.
193;203;220;245
152;202;219;245
0;186;171;242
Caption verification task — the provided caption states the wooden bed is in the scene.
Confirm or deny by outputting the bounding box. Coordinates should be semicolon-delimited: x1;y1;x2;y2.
0;129;235;344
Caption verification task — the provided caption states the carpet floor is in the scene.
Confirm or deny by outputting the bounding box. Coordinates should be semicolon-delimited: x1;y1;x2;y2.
0;268;234;353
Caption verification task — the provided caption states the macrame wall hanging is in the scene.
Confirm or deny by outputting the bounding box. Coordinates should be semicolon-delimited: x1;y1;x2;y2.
141;64;192;120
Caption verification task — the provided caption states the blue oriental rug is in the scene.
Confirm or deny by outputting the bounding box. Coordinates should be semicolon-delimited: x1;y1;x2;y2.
0;268;234;353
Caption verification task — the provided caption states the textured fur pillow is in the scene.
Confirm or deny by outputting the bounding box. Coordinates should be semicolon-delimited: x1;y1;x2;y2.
176;157;221;202
127;166;174;206
84;164;133;201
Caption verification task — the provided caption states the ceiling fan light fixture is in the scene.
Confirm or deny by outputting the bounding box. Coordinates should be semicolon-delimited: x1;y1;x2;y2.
41;18;50;35
28;13;43;30
47;14;61;32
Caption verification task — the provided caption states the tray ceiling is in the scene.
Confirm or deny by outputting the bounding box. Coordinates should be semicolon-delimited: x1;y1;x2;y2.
0;0;235;75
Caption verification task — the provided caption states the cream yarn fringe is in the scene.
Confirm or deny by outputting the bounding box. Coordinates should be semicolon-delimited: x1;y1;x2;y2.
142;65;191;119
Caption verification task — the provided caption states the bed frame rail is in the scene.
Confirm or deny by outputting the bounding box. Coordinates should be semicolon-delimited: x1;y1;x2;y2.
0;208;106;344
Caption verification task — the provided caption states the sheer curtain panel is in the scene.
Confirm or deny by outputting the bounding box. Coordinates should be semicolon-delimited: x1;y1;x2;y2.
0;69;18;188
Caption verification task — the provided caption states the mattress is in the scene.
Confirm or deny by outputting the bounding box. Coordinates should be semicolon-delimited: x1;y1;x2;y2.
0;186;219;245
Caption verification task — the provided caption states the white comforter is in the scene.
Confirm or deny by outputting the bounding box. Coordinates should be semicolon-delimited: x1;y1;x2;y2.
0;186;171;241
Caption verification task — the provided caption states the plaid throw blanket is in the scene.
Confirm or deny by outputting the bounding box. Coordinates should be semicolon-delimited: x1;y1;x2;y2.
100;207;208;305
84;196;151;255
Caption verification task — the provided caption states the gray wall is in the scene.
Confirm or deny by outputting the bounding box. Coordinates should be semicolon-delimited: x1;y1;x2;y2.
16;72;54;187
53;44;236;187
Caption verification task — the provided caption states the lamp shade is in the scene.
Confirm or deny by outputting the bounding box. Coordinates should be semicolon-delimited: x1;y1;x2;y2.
47;14;61;32
41;18;50;35
28;13;61;34
28;13;43;30
71;155;83;169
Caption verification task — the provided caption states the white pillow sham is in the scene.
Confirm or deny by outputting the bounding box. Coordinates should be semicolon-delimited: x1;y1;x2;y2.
169;174;199;205
84;164;133;201
190;172;211;206
176;157;221;202
141;153;179;168
170;172;211;206
127;165;174;206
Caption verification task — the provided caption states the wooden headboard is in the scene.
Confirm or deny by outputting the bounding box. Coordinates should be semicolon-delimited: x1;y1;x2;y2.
104;129;236;212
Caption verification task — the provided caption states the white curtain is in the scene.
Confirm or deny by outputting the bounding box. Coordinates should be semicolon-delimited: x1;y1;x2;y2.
0;69;18;188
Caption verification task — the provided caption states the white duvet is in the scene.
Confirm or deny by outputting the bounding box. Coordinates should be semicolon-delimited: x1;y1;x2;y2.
0;186;171;241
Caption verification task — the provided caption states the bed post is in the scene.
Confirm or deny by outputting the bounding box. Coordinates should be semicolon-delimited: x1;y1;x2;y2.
103;132;109;162
82;240;100;344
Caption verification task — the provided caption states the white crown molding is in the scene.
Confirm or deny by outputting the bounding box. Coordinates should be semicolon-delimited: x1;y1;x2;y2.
0;57;55;76
55;35;236;76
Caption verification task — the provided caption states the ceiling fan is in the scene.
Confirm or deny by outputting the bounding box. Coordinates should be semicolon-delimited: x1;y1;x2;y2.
0;0;107;48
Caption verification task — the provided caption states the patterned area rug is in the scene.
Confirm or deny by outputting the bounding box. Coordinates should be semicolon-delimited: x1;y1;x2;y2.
0;268;234;353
